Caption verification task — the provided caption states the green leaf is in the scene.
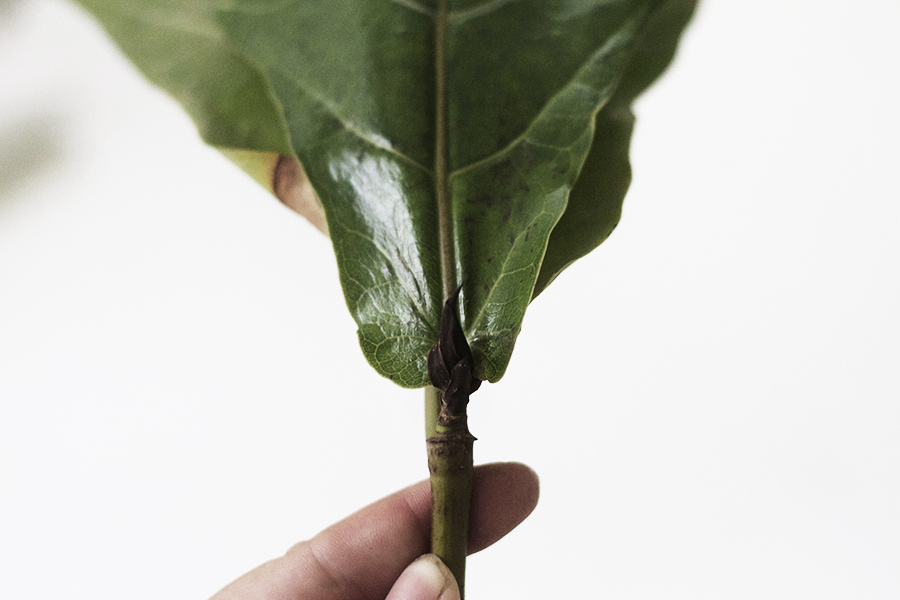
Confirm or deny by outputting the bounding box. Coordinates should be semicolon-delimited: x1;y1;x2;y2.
534;0;698;296
75;0;695;388
76;0;291;153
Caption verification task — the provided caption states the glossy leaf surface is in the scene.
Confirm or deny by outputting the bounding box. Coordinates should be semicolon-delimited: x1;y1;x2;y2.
76;0;695;387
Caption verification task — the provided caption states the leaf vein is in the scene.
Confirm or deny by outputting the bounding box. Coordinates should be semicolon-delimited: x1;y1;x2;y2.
346;276;396;298
387;0;436;17
335;223;438;335
285;77;433;174
102;5;222;40
470;327;516;338
448;0;517;23
372;333;435;345
465;205;555;334
449;19;640;178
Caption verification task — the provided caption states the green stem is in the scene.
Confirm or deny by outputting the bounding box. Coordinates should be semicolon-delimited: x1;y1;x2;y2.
427;395;474;599
425;385;441;439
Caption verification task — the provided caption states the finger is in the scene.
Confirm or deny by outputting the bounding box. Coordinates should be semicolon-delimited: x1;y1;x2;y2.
384;554;459;600
209;462;539;600
467;462;540;554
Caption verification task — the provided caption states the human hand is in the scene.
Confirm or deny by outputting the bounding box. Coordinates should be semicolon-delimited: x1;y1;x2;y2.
209;462;539;600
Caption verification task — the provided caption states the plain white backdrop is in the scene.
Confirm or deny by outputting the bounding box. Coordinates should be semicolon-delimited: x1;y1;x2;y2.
1;1;898;598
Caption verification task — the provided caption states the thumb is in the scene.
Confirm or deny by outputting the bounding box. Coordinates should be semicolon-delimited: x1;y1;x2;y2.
385;554;460;600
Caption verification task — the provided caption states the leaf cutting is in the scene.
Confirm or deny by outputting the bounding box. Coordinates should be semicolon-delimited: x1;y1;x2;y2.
69;0;697;595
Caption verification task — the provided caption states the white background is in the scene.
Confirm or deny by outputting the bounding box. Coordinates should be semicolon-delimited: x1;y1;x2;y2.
1;1;898;598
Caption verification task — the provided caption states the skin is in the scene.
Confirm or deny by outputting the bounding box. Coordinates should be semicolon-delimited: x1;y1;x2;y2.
209;462;540;600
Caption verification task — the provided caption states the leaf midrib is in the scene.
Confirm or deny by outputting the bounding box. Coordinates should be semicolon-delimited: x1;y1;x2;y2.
434;0;456;302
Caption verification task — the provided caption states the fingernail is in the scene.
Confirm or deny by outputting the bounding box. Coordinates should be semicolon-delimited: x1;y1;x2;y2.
385;554;460;600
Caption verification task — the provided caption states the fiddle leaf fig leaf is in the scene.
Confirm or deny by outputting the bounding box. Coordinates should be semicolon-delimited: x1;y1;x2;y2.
75;0;292;154
74;0;695;388
534;0;698;296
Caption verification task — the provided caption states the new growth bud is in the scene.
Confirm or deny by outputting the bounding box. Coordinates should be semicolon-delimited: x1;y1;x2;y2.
427;286;481;416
